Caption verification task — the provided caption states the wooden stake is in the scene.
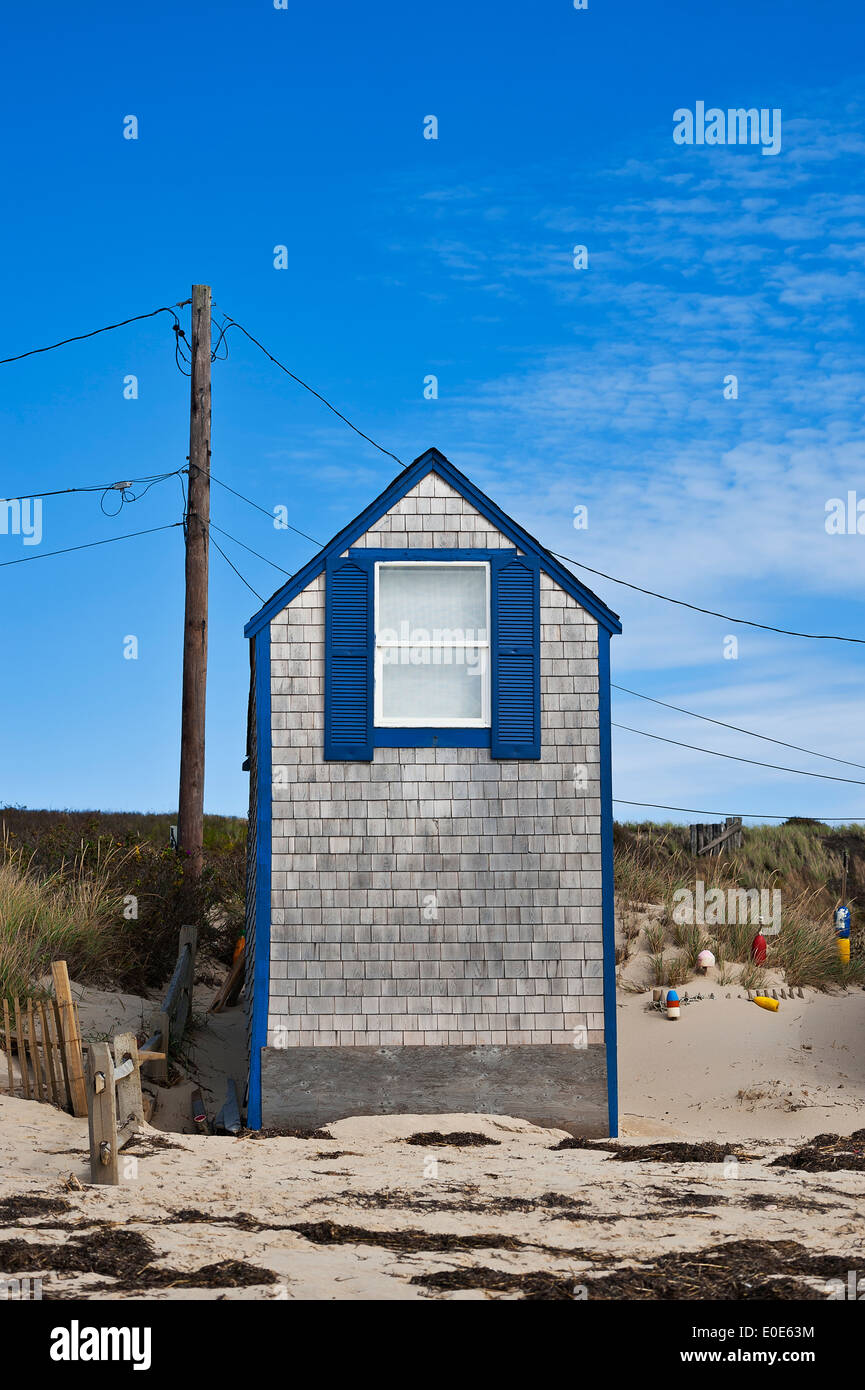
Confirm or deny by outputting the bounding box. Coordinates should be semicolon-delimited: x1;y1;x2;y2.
40;1001;58;1105
52;997;72;1111
51;962;87;1117
27;1000;43;1101
13;999;29;1100
177;284;211;883
2;999;13;1094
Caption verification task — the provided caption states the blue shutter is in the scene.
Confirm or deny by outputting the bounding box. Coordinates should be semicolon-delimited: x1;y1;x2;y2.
490;554;540;759
324;556;373;760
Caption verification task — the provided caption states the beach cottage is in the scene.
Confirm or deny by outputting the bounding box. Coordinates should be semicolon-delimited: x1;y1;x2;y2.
243;448;621;1135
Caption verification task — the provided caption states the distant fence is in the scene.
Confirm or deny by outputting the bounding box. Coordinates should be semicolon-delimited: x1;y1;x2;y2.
689;817;743;857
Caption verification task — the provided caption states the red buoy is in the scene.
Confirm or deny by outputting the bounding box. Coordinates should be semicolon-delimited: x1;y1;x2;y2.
751;931;767;965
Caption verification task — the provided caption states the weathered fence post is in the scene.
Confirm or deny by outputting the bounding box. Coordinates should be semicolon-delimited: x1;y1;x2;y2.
112;1032;144;1132
87;1042;119;1185
51;961;88;1117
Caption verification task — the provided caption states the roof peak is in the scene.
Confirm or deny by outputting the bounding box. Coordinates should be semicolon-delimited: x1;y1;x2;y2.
245;448;621;638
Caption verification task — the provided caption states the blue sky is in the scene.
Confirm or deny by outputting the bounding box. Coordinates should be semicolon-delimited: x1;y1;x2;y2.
1;0;864;822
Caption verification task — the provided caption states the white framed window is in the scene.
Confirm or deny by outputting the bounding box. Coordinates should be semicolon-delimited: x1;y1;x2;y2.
374;561;490;727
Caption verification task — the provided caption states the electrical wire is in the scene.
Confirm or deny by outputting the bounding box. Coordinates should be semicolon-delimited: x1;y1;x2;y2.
0;301;191;365
0;522;182;567
612;722;865;786
209;521;293;575
218;313;405;467
204;468;323;546
611;683;865;773
552;550;865;645
210;533;264;601
613;799;862;822
3;470;184;507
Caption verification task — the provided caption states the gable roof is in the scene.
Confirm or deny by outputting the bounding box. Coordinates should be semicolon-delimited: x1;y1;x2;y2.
244;447;622;637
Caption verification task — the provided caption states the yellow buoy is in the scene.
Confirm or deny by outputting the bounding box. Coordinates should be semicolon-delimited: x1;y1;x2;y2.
753;995;779;1012
838;937;851;964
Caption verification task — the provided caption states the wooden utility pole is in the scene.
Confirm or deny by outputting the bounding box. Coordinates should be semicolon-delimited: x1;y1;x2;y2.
178;284;211;880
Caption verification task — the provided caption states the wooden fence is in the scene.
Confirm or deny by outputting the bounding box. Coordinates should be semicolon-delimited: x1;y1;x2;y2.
139;924;197;1083
689;817;743;857
1;961;88;1116
87;924;197;1183
87;1033;146;1183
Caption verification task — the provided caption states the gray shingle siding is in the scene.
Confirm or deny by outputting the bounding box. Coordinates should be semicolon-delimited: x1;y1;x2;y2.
262;472;605;1050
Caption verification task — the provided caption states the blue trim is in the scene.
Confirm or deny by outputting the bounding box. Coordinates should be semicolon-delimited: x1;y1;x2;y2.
244;449;621;637
489;551;541;760
324;554;374;760
329;548;508;755
375;728;490;748
597;626;618;1138
246;626;272;1131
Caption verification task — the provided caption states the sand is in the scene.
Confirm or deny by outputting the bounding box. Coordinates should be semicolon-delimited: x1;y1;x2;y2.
0;967;862;1299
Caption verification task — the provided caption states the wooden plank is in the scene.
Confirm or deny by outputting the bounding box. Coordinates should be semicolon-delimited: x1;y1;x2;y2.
51;962;87;1118
260;1043;610;1138
112;1033;144;1133
27;1000;44;1102
39;1002;58;1105
210;946;244;1014
87;1042;119;1185
147;1012;169;1083
13;999;30;1101
2;999;13;1094
52;997;72;1111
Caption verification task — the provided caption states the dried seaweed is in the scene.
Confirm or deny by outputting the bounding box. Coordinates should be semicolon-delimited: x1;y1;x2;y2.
288;1219;593;1257
771;1131;865;1173
403;1132;501;1148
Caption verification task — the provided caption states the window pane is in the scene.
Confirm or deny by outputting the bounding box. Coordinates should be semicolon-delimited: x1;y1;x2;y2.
380;650;486;721
378;564;487;640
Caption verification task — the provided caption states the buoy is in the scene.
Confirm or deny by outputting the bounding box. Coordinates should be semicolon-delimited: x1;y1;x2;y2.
666;988;680;1020
834;906;851;963
696;949;715;973
751;932;767;965
753;995;779;1012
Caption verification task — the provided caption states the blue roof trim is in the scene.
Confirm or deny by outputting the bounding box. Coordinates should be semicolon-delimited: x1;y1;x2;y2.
244;448;621;638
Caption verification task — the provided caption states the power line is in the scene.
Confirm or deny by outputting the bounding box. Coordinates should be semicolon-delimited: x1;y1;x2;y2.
0;301;191;366
0;522;182;568
3;470;185;506
611;682;865;772
613;721;865;786
552;550;865;646
210;534;264;601
218;313;405;468
209;521;293;575
205;468;323;546
613;799;861;823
